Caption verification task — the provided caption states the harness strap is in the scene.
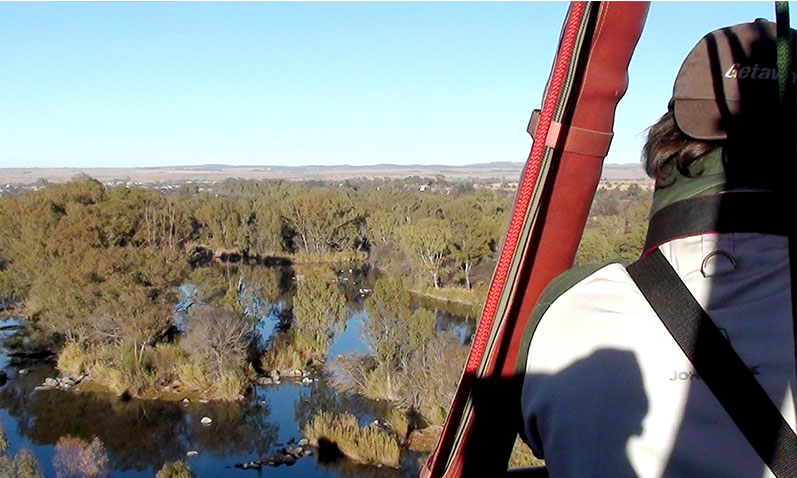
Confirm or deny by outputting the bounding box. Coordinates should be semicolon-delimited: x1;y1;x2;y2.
627;249;797;478
642;192;790;255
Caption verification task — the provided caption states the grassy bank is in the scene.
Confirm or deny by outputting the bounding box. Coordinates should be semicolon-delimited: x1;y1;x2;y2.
408;285;486;316
303;411;401;468
288;251;368;265
58;341;252;401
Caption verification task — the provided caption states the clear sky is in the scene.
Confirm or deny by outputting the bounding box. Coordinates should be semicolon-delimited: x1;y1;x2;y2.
0;2;784;168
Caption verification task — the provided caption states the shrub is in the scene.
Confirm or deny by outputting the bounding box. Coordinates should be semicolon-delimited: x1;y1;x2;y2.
91;363;126;396
53;436;109;478
173;361;249;400
147;343;185;384
0;421;7;454
173;362;212;395
386;407;410;440
333;331;468;427
156;461;194;478
0;456;13;478
303;411;400;467
181;309;251;381
260;342;304;372
57;341;86;375
13;449;43;478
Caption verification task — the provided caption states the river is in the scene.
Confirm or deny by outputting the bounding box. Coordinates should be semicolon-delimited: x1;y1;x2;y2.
0;263;476;477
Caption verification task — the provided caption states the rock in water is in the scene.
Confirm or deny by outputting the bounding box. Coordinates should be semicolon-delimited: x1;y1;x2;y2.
186;450;198;457
200;416;212;426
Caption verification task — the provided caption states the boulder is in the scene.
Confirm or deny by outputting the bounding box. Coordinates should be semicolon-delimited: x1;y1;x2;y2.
408;425;444;452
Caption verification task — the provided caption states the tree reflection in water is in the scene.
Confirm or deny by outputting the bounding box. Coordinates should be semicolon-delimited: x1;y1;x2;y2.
0;369;278;471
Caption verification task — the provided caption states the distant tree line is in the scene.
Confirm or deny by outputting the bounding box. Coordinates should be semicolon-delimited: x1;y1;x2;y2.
575;183;652;265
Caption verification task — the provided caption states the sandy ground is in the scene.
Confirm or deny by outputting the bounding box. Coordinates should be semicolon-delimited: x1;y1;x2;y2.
0;162;650;185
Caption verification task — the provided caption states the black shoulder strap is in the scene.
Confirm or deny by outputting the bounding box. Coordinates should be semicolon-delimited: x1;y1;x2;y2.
627;249;797;478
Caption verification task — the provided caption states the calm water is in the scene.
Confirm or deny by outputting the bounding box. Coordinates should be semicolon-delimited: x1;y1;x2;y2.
0;265;475;477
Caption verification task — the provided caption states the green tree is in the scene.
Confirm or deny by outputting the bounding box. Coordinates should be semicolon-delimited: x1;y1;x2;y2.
396;218;451;288
193;196;251;252
445;198;496;289
249;198;285;255
281;188;363;254
365;210;402;246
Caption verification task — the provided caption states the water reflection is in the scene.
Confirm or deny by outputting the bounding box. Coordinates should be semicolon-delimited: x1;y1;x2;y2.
435;310;476;345
0;263;472;477
0;368;277;470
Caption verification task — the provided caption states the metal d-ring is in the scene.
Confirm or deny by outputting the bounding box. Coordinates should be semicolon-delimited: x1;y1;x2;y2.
701;250;737;277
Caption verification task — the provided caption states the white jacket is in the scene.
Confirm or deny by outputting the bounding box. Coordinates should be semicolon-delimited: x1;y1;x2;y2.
520;229;797;477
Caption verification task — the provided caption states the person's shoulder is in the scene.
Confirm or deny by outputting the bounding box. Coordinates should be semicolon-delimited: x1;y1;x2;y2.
515;261;631;374
537;262;625;309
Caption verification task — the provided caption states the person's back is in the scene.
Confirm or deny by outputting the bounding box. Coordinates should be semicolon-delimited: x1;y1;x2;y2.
519;19;796;478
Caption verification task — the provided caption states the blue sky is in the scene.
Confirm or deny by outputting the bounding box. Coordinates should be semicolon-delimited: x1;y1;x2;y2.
0;2;784;168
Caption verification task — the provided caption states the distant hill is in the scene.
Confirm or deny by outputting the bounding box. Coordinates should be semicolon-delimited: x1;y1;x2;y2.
0;161;649;185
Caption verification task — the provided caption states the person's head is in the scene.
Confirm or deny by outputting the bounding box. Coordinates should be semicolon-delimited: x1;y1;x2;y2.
643;19;795;189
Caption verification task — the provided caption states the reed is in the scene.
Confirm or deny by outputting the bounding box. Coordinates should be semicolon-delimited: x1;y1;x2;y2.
303;411;401;468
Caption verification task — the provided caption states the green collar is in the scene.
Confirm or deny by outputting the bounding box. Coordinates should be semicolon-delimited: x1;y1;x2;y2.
650;148;726;217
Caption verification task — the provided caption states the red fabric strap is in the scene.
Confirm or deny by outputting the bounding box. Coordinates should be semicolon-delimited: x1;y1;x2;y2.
528;109;614;157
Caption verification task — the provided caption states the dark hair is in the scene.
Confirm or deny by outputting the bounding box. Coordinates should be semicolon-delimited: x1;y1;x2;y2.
642;110;720;186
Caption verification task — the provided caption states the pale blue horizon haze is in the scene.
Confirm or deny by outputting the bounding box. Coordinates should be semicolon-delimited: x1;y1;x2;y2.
0;2;785;169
